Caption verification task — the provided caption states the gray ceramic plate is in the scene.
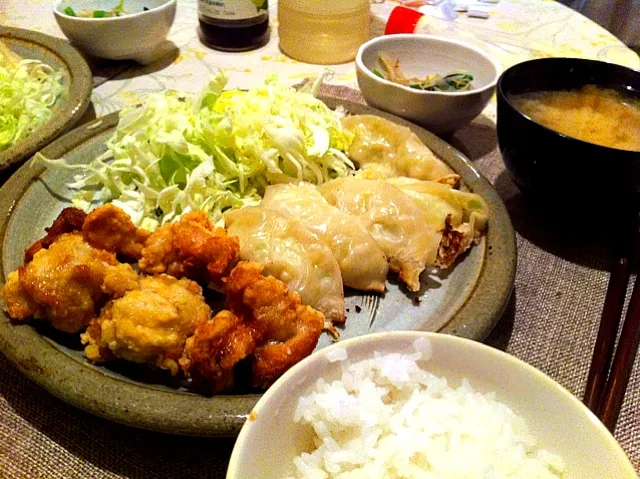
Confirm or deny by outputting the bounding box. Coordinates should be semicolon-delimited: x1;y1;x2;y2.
0;100;516;436
0;27;92;171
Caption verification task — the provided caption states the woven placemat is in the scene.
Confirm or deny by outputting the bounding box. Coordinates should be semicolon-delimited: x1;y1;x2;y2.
1;85;638;478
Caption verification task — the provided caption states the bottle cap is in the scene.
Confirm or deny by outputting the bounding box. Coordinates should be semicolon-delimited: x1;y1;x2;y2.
385;6;425;35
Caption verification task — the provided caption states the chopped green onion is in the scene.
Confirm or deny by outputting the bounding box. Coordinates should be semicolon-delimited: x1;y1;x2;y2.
93;10;109;17
372;69;384;79
63;6;76;16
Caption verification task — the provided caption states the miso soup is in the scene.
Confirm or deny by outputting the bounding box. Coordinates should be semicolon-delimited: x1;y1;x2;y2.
511;85;640;151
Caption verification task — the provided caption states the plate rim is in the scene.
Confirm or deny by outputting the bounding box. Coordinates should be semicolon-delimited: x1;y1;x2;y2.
0;26;93;171
0;101;516;437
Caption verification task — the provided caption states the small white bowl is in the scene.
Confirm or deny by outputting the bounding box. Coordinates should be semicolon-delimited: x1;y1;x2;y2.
54;0;176;64
227;331;637;479
356;34;501;134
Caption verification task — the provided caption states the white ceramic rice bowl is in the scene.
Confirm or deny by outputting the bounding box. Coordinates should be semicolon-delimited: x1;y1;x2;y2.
356;34;500;135
226;331;637;479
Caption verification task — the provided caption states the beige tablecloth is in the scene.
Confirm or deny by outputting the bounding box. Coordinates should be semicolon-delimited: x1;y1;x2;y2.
1;0;639;477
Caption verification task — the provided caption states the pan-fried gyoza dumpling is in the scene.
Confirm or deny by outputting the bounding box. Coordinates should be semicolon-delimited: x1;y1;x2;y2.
341;115;456;182
261;183;388;293
385;178;488;230
318;177;441;292
385;178;489;268
224;206;345;323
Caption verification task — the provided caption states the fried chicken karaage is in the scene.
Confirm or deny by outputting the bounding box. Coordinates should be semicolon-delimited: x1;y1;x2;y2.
80;206;239;288
3;204;326;394
180;261;325;391
82;264;211;375
2;233;119;333
180;310;258;392
24;207;87;263
139;211;240;288
82;204;151;259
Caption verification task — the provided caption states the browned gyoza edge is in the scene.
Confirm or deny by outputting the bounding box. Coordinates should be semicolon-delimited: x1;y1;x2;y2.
0;100;516;437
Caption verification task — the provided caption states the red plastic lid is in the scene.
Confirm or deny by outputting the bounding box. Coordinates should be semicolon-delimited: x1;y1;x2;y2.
385;6;425;35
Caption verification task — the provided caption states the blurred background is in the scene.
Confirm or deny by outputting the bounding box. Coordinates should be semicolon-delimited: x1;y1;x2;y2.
563;0;639;53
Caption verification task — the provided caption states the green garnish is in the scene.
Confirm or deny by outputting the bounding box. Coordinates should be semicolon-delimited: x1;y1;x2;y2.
437;73;474;92
402;72;474;92
372;69;384;79
67;1;129;18
113;0;126;16
377;53;474;92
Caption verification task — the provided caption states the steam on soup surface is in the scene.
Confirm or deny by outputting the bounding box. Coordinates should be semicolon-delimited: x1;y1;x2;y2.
511;85;640;151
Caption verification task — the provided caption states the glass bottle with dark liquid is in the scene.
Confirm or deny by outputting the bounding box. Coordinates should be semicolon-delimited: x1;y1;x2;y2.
198;0;269;52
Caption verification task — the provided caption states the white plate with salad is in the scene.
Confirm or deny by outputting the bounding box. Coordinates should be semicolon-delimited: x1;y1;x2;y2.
0;27;92;173
0;74;515;436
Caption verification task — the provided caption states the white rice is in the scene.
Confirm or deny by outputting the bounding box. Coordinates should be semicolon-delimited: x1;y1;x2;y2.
289;339;566;479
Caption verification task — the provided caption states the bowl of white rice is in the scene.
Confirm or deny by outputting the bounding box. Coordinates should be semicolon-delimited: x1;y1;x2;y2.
226;332;637;479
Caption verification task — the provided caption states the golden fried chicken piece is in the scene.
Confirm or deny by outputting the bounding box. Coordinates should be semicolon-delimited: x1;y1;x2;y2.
24;207;86;263
81;265;211;375
180;310;258;393
39;205;239;287
2;233;118;333
139;211;240;288
180;261;325;391
100;262;141;297
230;262;326;389
2;271;41;320
82;204;151;259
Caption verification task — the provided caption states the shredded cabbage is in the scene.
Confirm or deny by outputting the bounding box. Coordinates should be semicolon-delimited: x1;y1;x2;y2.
0;54;67;152
36;72;354;230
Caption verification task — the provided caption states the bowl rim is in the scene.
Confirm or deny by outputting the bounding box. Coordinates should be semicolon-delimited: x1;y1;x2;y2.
53;0;176;20
356;33;502;97
497;57;640;155
227;330;635;478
